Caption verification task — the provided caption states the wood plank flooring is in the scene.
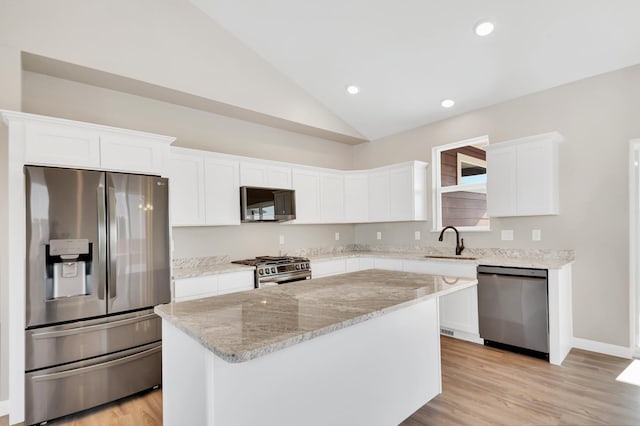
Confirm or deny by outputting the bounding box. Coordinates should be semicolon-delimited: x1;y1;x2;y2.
39;337;640;425
402;337;640;425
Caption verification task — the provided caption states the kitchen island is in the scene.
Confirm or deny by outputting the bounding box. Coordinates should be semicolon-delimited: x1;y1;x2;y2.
155;269;477;426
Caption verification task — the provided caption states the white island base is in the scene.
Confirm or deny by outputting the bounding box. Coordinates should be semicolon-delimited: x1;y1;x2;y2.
162;297;441;426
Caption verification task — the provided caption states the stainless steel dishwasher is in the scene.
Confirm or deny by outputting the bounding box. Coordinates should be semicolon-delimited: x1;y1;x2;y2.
477;265;549;358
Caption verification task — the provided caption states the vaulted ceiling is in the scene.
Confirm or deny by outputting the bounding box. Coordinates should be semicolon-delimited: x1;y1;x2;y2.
191;0;640;140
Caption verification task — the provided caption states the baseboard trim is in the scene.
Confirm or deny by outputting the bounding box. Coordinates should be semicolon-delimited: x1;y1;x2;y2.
572;337;633;359
440;329;484;345
0;399;8;417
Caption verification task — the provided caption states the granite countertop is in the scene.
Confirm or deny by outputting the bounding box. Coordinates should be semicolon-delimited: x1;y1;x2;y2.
172;248;574;280
173;262;254;279
308;250;574;270
155;269;477;363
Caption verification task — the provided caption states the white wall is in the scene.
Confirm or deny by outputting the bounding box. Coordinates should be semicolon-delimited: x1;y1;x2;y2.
0;0;361;139
353;64;640;348
22;72;354;169
0;45;21;406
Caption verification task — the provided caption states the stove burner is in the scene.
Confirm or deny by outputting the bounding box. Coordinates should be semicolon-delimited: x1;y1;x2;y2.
232;256;312;288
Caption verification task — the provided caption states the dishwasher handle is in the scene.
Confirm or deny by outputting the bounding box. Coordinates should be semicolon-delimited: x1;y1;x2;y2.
477;265;547;278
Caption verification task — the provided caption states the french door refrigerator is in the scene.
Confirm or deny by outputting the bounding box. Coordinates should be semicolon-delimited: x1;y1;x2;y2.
24;165;170;424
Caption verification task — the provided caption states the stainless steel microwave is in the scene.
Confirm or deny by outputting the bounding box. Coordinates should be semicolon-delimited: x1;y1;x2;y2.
240;186;296;222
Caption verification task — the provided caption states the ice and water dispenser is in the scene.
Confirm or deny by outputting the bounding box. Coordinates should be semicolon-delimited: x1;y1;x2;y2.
45;239;93;299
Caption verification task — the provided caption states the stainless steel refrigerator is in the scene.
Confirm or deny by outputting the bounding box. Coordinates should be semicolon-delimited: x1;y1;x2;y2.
24;165;170;424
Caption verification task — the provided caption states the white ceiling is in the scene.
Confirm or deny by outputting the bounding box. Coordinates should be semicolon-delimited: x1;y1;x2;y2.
191;0;640;141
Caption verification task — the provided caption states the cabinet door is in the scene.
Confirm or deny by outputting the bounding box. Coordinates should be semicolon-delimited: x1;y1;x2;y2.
204;158;240;225
373;258;402;271
344;172;369;223
486;145;517;217
167;150;206;226
439;286;480;335
389;165;413;221
174;276;218;302
217;271;254;295
266;166;292;189
319;172;345;223
516;140;558;215
368;170;390;222
311;259;347;278
100;133;164;175
292;169;321;223
240;162;292;189
24;122;101;168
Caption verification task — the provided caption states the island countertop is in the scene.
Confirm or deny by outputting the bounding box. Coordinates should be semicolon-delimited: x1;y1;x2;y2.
155;269;477;363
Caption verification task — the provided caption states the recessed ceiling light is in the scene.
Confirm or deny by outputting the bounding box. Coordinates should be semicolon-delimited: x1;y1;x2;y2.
441;99;455;108
474;21;495;37
346;85;360;95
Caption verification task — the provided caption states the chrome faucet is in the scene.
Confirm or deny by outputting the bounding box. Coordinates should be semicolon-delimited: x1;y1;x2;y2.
438;226;465;256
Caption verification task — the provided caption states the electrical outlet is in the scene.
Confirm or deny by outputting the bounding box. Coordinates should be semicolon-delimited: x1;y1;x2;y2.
279;235;285;245
501;230;514;241
532;229;542;241
335;232;340;241
376;231;382;240
414;231;421;240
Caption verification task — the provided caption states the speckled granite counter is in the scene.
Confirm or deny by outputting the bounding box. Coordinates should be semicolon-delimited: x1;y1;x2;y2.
173;262;254;279
155;269;476;363
307;248;574;270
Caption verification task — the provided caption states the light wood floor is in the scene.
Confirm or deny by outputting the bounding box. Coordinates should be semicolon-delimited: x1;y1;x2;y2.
42;337;640;425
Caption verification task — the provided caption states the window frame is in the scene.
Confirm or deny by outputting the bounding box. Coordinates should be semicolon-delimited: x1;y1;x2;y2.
431;135;491;232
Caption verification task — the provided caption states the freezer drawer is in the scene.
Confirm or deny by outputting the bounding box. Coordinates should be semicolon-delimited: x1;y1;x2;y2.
25;342;162;425
26;310;161;371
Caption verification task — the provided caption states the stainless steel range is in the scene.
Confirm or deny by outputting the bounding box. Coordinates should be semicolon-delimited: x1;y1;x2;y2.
232;256;311;288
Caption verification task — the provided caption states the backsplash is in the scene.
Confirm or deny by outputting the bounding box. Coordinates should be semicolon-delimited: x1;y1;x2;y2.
173;255;230;269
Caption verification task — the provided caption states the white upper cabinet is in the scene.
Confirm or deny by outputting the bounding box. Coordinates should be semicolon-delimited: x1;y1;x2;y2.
204;158;241;225
292;168;346;224
368;161;428;222
168;148;206;226
344;172;369;223
100;133;167;175
292;168;321;223
2;111;174;175
168;147;241;226
319;172;345;223
240;161;292;189
24;121;101;168
487;132;562;217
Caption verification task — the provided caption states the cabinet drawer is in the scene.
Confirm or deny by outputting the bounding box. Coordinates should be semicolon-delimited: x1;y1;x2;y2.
174;276;218;301
218;271;254;295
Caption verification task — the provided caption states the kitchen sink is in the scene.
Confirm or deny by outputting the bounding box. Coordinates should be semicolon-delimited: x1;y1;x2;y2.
424;255;478;261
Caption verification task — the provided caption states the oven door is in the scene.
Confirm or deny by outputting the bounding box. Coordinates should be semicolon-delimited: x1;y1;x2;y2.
258;271;311;287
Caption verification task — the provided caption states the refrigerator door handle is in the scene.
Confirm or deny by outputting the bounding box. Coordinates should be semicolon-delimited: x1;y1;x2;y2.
97;183;107;300
107;174;117;300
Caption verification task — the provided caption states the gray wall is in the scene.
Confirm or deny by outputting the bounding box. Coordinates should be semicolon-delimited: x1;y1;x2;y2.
353;65;640;347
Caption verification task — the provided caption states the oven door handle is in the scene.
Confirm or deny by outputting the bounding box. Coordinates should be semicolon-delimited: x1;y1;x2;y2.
259;271;311;284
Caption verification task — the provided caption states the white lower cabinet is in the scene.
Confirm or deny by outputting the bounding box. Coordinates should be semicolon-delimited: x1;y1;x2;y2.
217;271;255;295
311;259;347;278
373;258;403;271
346;257;375;273
401;260;481;343
174;276;217;302
174;270;254;302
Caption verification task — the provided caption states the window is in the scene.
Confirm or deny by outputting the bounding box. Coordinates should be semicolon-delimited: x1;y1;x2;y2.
432;136;490;231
